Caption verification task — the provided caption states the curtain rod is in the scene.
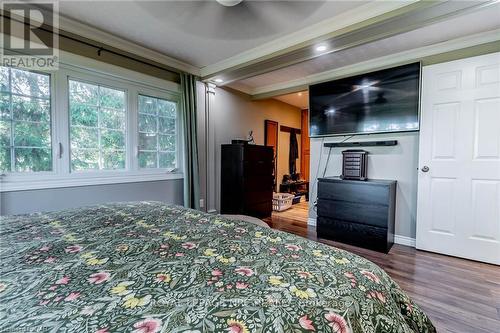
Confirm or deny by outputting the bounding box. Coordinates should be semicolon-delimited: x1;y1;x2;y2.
1;12;183;76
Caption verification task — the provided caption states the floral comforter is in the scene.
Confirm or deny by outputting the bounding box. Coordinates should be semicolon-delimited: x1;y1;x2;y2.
0;202;435;333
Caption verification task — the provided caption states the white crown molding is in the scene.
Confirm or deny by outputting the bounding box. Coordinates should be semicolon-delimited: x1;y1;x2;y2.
250;29;500;97
200;0;419;77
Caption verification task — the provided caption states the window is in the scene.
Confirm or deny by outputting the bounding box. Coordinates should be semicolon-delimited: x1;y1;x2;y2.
1;54;182;192
0;67;52;172
138;94;177;169
69;79;126;171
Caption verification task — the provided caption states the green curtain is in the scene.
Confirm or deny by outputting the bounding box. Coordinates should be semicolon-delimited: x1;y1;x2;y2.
180;73;200;210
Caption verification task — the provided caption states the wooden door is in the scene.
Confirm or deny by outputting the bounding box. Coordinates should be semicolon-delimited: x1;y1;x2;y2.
265;120;279;191
300;109;310;181
416;52;500;265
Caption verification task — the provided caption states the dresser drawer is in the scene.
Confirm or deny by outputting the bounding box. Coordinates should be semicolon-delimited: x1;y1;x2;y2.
244;161;273;176
317;216;392;253
243;175;274;191
318;181;389;206
244;146;273;162
317;198;388;228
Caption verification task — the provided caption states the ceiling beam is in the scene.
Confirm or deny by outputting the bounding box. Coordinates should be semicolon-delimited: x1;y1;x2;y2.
202;0;497;85
200;0;420;79
250;29;500;99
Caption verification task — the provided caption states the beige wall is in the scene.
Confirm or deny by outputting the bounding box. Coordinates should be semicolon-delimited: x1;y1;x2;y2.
199;86;301;212
216;88;301;187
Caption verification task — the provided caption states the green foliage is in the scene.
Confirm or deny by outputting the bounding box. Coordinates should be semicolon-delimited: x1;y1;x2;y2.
69;79;126;171
14;122;51;147
138;151;156;168
70;104;98;127
71;149;99;171
1;68;178;173
0;67;52;172
138;94;177;169
14;147;51;172
0;147;9;171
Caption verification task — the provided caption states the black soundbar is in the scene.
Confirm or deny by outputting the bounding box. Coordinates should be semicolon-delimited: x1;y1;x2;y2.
324;140;398;148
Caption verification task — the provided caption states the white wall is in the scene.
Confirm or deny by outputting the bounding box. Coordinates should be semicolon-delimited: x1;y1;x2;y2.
200;87;302;212
309;132;419;239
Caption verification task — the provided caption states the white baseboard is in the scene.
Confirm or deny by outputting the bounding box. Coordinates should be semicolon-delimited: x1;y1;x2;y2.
394;235;416;247
307;217;416;248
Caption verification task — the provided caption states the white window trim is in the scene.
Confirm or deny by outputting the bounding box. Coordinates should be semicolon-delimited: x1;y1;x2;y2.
0;48;184;192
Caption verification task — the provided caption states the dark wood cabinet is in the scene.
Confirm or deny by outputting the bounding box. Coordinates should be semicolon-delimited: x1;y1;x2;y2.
317;177;396;253
221;144;274;218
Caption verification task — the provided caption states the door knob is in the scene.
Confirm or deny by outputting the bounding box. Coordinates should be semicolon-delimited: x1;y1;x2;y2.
421;166;430;172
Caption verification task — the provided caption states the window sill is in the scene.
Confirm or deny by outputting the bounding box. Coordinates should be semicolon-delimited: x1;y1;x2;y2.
0;171;184;192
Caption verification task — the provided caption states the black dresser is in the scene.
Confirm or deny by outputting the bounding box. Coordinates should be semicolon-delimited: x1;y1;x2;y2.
221;144;274;218
317;177;396;253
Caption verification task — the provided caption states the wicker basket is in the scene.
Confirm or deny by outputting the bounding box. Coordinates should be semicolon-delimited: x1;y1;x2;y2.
272;193;294;212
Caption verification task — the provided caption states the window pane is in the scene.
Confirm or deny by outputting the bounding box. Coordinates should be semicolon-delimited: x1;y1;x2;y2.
69;80;98;105
15;147;51;172
71;149;99;171
0;147;10;172
69;79;126;171
158;100;176;118
102;150;125;169
101;108;124;130
0;67;9;92
0;67;52;173
71;127;98;148
12;96;50;122
138;114;157;132
14;121;51;147
0;93;10;119
159;152;175;169
101;129;125;149
11;68;50;98
159;134;175;151
139;133;157;150
0;120;10;147
100;86;125;109
138;94;177;169
158;117;175;134
138;95;157;114
70;104;98;127
138;151;157;168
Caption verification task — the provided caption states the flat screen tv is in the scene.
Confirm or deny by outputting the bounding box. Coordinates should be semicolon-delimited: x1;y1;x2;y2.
309;62;421;137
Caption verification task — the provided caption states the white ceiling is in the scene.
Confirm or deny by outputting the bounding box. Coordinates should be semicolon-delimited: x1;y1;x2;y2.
55;0;368;68
273;90;308;109
232;3;500;93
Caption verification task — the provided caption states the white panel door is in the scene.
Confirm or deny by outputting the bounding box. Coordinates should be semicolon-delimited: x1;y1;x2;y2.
417;52;500;265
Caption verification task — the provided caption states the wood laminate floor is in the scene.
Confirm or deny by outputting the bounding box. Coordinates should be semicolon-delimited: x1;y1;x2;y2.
263;202;500;333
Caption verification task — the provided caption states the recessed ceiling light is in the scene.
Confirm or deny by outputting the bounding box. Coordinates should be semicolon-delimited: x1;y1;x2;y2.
215;78;223;83
216;0;243;6
315;45;327;52
298;92;303;96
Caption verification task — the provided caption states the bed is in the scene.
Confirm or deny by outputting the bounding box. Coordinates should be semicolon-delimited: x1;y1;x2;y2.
0;202;435;332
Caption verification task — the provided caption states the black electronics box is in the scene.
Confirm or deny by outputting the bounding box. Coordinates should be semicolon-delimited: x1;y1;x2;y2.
340;150;368;180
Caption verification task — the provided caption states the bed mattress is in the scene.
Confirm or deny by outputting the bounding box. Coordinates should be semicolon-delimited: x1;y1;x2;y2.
0;202;435;332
